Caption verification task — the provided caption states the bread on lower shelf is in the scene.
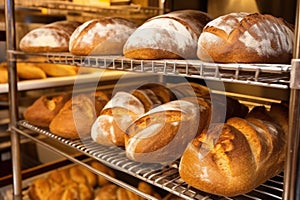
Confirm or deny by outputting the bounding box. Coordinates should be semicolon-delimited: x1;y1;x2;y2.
27;161;165;200
178;103;287;197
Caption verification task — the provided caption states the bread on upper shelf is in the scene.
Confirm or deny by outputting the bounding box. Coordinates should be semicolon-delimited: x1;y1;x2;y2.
19;20;81;53
123;9;212;59
69;17;137;56
197;12;294;63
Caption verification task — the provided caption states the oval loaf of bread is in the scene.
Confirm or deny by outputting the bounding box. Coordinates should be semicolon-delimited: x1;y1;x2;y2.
19;20;81;53
125;100;202;163
179;104;286;196
197;12;294;63
123;10;211;59
69;17;137;56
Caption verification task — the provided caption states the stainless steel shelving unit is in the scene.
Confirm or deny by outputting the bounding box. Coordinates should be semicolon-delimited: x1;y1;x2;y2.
4;0;300;200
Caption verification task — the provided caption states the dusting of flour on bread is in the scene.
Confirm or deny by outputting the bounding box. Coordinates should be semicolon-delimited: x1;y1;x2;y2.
124;18;195;52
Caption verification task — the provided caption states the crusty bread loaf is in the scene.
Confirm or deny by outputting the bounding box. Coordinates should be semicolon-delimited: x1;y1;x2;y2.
197;12;294;63
19;20;81;53
123;10;211;59
179;105;286;197
69;17;137;56
91;91;145;146
23;94;70;127
125;100;201;163
49;94;96;139
28;166;95;200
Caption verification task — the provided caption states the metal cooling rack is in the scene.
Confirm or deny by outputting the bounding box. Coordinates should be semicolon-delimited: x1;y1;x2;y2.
12;51;291;89
18;120;284;200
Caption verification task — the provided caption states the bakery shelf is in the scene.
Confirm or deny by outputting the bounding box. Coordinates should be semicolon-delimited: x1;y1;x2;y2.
17;120;284;200
0;69;156;94
12;51;291;90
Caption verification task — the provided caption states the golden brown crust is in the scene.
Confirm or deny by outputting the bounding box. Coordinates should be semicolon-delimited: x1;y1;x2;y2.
17;63;47;79
70;17;137;56
179;123;256;196
124;10;211;60
49;94;96;139
34;63;78;77
90;161;116;186
179;109;286;197
23;94;70;127
197;12;294;63
125;100;200;163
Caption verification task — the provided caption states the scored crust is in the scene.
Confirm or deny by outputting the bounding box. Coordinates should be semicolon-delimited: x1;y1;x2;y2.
197;12;294;63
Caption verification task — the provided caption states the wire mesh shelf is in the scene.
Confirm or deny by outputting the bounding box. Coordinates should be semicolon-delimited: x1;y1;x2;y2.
13;51;290;89
18;120;284;200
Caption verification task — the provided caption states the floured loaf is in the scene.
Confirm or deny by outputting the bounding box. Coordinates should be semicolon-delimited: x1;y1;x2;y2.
197;12;294;63
19;20;81;53
69;17;137;55
123;10;211;59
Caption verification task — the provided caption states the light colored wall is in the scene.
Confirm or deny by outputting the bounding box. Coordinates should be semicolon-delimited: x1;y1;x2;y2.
208;0;259;18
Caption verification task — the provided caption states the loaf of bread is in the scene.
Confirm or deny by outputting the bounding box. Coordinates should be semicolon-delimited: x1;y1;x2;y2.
123;10;211;59
23;94;70;127
94;181;162;200
49;94;97;139
197;12;294;63
19;20;81;53
125;99;203;163
28;160;116;200
179;104;287;197
69;17;137;56
28;165;95;200
34;63;78;77
91;91;145;146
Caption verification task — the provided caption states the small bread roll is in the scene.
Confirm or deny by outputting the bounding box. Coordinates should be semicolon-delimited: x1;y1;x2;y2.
90;161;116;186
69;17;137;55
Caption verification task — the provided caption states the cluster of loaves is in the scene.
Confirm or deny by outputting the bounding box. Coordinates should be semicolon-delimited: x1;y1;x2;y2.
19;10;294;64
27;160;177;200
23;81;288;197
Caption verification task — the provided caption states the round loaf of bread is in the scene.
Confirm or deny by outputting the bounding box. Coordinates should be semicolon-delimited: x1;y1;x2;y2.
125;100;200;163
69;17;137;56
179;113;286;196
19;20;81;53
123;10;211;59
197;12;294;63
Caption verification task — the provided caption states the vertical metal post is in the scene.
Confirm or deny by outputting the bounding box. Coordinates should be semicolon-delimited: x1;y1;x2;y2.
4;0;22;199
283;0;300;199
158;0;165;14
